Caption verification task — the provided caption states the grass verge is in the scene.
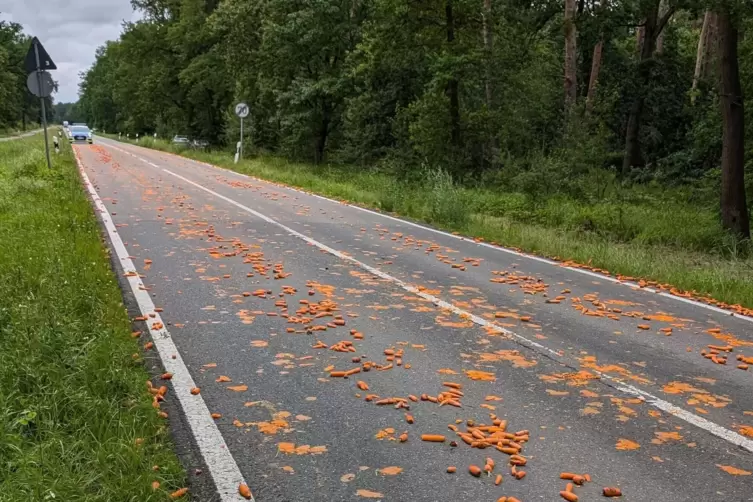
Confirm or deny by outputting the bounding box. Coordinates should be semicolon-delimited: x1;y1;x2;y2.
104;135;753;311
0;133;185;501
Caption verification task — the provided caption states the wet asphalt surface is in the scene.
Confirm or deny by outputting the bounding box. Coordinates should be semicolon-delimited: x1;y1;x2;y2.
75;139;753;501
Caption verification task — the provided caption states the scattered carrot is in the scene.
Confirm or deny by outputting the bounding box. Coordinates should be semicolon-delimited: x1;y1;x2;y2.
421;434;446;442
469;465;482;477
603;487;622;497
447;466;457;473
511;465;526;480
356;381;369;391
238;484;253;499
509;455;526;466
560;472;576;480
495;474;503;485
399;432;408;442
169;487;188;499
559;490;578;502
572;474;586;485
190;387;200;395
405;414;415;424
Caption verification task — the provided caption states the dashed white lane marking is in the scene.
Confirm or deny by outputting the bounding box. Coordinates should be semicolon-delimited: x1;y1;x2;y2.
104;141;753;454
73;147;253;502
99;137;753;325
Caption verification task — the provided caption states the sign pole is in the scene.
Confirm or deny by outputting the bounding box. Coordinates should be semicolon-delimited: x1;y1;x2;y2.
234;102;249;164
34;41;51;169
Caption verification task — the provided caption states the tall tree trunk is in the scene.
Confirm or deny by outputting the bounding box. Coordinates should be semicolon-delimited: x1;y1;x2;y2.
636;23;645;54
655;0;667;54
564;0;578;107
718;7;750;238
446;0;460;146
481;0;496;165
691;11;718;102
482;0;493;109
622;1;675;173
315;101;330;164
585;38;604;115
692;11;712;94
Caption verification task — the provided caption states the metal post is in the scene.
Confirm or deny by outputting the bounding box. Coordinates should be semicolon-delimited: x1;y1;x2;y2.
34;42;51;169
239;117;244;161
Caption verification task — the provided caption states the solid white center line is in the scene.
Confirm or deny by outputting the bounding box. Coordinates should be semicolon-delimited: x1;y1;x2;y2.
106;140;753;454
100;136;753;325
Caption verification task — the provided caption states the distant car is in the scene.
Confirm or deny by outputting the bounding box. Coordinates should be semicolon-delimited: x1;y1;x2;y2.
172;135;190;145
191;139;209;149
69;125;93;144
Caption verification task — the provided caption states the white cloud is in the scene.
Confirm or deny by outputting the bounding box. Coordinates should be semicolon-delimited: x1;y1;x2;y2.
0;0;140;102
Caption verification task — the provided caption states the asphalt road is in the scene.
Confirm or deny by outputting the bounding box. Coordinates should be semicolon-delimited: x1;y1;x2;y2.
0;128;43;141
75;138;753;502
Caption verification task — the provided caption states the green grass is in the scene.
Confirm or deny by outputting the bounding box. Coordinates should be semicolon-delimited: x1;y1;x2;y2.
0;132;185;501
105;135;753;310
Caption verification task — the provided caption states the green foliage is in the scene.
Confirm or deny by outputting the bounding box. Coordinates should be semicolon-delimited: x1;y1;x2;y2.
77;0;751;232
0;20;47;133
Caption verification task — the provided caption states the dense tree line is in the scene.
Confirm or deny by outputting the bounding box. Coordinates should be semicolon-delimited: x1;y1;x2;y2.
53;101;85;124
78;0;753;237
0;19;49;131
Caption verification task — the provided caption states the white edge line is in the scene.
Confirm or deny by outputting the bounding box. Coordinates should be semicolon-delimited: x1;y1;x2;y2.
98;136;753;325
105;140;753;454
73;147;252;502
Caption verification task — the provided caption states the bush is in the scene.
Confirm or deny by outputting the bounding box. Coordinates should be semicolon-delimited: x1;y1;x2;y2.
422;166;469;228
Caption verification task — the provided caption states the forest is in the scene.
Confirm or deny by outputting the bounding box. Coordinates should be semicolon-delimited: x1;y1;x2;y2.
76;0;752;242
0;19;49;134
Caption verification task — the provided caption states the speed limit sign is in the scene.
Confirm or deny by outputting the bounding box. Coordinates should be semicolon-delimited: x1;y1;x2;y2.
235;102;249;118
235;102;249;163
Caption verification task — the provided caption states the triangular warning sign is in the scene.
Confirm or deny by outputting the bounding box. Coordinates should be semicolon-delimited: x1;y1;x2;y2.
24;37;56;74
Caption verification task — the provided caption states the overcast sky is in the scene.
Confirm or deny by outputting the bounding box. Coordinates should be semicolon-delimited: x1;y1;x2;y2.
0;0;140;102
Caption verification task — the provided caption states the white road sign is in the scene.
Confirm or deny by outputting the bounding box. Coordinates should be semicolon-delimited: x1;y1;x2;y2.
235;102;249;118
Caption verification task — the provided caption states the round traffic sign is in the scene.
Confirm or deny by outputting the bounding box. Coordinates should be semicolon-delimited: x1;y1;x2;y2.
235;102;249;118
26;71;54;98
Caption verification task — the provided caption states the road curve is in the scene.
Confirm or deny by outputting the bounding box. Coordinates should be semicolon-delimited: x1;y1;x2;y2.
75;138;753;502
